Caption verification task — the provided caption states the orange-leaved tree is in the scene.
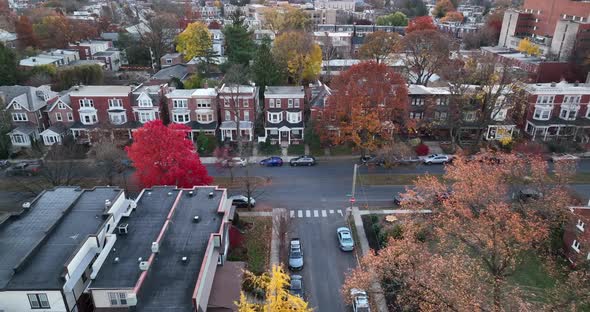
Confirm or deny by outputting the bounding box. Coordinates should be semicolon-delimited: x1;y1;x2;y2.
440;11;464;23
406;16;437;33
342;153;573;311
401;29;453;86
126;120;212;188
315;61;408;154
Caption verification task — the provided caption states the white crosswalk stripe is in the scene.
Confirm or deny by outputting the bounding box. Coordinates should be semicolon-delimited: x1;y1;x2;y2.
329;210;334;214
306;210;311;217
337;209;343;216
290;209;345;218
313;210;319;217
298;210;303;218
321;210;327;217
290;210;295;218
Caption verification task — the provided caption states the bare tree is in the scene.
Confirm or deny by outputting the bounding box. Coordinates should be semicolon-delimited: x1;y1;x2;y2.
272;208;292;263
41;136;85;186
241;168;265;210
214;145;237;182
136;13;179;69
89;141;127;185
223;64;251;158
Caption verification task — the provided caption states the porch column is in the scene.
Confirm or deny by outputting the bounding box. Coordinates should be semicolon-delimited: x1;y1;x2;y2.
288;130;291;145
543;127;549;141
128;129;132;139
249;129;252;141
301;129;304;140
531;126;536;141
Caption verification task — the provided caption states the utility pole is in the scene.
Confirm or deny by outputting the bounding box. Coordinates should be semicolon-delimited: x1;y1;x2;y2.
350;163;357;211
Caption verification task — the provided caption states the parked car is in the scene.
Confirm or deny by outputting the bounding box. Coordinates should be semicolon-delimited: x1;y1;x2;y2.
0;160;9;169
423;154;452;165
518;188;543;202
6;162;41;177
289;275;304;298
228;195;256;208
550;153;579;162
351;289;371;312
289;238;304;271
222;157;247;167
337;227;355;251
290;155;316;166
260;156;283;167
360;155;384;166
394;193;425;206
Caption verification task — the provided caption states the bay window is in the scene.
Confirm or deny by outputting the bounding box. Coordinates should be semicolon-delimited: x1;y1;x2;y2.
197;113;214;123
109;112;127;125
173;112;190;123
80;112;98;125
533;105;552;120
138;111;155;123
287;111;301;123
268;112;282;123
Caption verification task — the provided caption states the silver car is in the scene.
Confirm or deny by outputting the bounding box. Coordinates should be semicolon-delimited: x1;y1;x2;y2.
337;227;354;251
424;154;451;165
288;238;304;271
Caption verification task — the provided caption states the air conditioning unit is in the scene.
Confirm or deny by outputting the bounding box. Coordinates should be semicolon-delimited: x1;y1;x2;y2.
151;242;159;253
126;293;137;306
105;199;112;210
187;191;194;197
129;200;137;209
208;192;215;198
118;223;129;234
139;261;149;271
22;202;31;209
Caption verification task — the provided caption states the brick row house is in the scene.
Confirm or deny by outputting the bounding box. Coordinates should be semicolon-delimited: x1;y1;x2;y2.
263;86;306;145
563;203;590;266
166;88;219;139
218;84;259;142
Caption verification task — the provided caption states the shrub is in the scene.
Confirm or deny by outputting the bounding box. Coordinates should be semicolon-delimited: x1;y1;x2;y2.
387;223;404;240
415;143;429;156
547;141;567;153
287;144;305;155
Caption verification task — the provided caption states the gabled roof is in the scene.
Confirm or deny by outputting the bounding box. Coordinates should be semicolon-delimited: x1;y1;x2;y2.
150;64;190;81
47;94;72;112
0;85;56;112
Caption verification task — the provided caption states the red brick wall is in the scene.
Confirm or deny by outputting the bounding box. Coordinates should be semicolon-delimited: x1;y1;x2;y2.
219;96;256;122
70;95;133;124
48;105;75;126
523;0;590;37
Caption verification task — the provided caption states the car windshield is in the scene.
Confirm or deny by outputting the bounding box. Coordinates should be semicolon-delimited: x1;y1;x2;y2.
290;251;302;258
342;236;352;242
291;280;302;289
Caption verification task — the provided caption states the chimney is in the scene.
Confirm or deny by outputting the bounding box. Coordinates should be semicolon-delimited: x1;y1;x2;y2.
550;82;556;87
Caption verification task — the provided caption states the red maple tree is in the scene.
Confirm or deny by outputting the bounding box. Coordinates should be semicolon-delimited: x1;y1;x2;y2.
405;16;437;33
126;120;212;188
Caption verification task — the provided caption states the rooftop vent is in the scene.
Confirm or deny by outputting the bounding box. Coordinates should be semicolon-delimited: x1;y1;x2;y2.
138;257;143;262
147;191;152;196
151;242;159;253
168;192;173;196
105;199;112;209
139;261;149;271
114;257;119;263
208;192;215;198
118;223;129;234
551;82;556;87
181;256;188;263
22;202;31;209
193;216;200;223
188;191;194;197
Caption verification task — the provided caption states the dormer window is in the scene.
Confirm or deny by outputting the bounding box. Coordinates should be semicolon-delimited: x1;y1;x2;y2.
577;219;585;232
12;102;21;110
109;99;123;108
58;102;66;109
139;98;152;107
173;99;188;109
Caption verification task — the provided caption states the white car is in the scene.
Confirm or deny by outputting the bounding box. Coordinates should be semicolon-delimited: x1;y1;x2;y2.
550;154;579;162
223;157;247;167
351;289;370;312
423;154;452;165
228;195;256;208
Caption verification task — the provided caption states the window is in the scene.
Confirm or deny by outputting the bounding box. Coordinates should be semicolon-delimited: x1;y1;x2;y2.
436;97;448;106
55;112;62;121
225;111;231;121
577;219;585;232
243;100;249;108
224;99;230;107
46;135;58;144
58;102;66;109
464;111;477;122
560;105;578;120
173;112;190;123
197;99;211;108
269;99;275;108
268;112;282;123
244;111;250;121
411;98;424;106
434;111;447;120
288;99;294;108
533;106;552;120
12;112;28;121
138;111;155;123
536;95;554;104
410;112;424;120
492;108;508;121
109;112;127;125
67;112;74;121
166;58;172;64
80;112;98;125
572;240;581;253
173;99;188;109
276;99;281;108
79;99;94;108
287;111;301;123
138;98;152;107
108;99;123;108
197;113;214;123
37;111;42;119
12;102;21;110
11;133;26;144
294;99;300;108
108;292;128;306
564;95;581;104
28;293;50;309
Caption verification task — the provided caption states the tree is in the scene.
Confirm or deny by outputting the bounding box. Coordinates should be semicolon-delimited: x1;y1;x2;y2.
90;141;127;185
517;38;541;57
33;15;71;48
316;62;408;154
251;37;285;97
15;15;37;49
40;136;87;186
272;31;321;84
237;265;312;311
376;12;408;26
176;21;212;61
440;11;463;23
223;11;256;66
135;13;179;68
0;98;12;159
184;74;203;89
0;43;17;86
223;64;250;157
358;31;401;64
116;32;151;66
263;6;311;34
54;64;104;91
343;153;573;311
405;16;437;33
125;120;212;188
390;0;428;17
432;0;455;18
401;29;453;85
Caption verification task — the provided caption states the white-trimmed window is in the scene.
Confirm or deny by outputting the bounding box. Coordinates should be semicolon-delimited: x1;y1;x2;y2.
533;105;552;120
536;95;554;104
11;133;26;144
58;102;66;109
436;97;448;106
224;98;230;107
560;105;578;120
79;99;94;108
412;98;424;106
108;292;128;306
287;111;301;123
269;99;275;108
577;219;585;232
138;111;155;123
138;98;152;107
28;293;50;309
197;99;211;108
572;240;581;253
173;99;188;109
109;112;127;125
197;113;214;123
464;111;477;122
276;99;281;108
564;95;581;105
12;112;28;121
12;102;21;110
80;112;98;125
268;112;282;123
173;112;190;123
434;111;447;120
288;99;293;108
294;99;300;108
225;111;231;121
108;99;123;108
244;110;250;121
492;108;508;121
410;112;424;120
67;112;74;121
55;112;62;121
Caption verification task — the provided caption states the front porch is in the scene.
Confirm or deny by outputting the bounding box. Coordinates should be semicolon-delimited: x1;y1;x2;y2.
8;125;40;148
264;126;304;145
525;120;590;142
220;121;254;142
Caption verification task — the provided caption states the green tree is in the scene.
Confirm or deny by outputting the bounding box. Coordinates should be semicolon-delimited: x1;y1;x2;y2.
251;38;285;97
55;64;104;91
223;11;256;66
116;32;151;66
184;75;202;89
0;97;11;158
0;43;17;86
176;22;212;61
376;12;409;26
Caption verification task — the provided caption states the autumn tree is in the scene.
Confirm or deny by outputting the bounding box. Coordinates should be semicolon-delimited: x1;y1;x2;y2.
222;64;250;157
135;13;179;68
343;153;573;311
237;266;312;312
89;141;127;186
517;38;541;57
223;11;256;66
272;31;322;84
263;5;311;34
125;120;212;188
0;43;17;86
15;15;37;49
176;21;212;61
401;29;453;86
358;31;401;64
405;16;437;33
316;62;408;154
376;12;408;26
432;0;455;18
440;11;463;23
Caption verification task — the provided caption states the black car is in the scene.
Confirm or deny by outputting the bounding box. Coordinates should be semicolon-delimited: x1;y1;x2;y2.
360;155;384;166
290;156;316;166
289;275;304;298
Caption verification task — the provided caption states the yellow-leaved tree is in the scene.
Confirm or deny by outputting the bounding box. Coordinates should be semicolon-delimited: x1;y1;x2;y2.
236;265;312;312
517;38;541;57
272;31;322;84
176;22;212;61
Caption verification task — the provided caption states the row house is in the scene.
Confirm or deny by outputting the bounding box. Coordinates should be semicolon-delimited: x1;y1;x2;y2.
523;81;590;143
263;86;306;145
131;84;165;126
0;85;56;148
218;84;259;142
68;40;112;60
166;88;218;138
563;203;590;266
407;85;453;138
43;94;75;145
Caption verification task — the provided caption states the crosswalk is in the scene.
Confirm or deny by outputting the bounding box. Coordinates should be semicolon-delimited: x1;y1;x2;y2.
290;209;344;218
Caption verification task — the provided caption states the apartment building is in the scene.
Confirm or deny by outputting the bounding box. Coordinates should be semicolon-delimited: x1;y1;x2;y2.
166;88;219;138
19;50;80;68
563;203;590;266
218;84;259;142
67;40;112;60
263;86;306;146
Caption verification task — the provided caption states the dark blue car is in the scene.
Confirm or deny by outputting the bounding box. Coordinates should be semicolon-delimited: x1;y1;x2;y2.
259;156;283;167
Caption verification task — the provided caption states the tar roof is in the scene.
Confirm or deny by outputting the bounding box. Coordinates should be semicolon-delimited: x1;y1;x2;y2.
91;187;180;288
134;187;224;312
264;86;305;96
3;187;123;290
69;85;132;97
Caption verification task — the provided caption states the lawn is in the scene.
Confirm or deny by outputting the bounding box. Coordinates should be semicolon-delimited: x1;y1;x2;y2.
330;145;355;156
287;144;305;156
213;176;267;189
228;217;272;274
508;252;559;303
